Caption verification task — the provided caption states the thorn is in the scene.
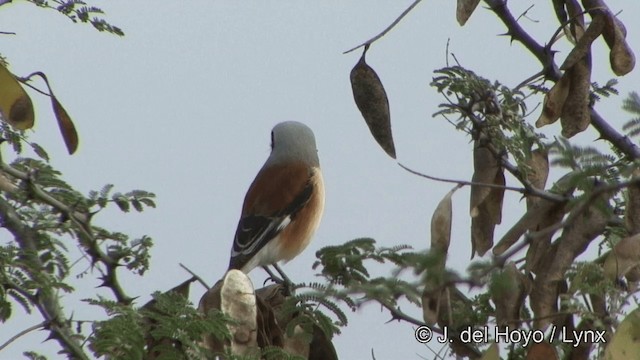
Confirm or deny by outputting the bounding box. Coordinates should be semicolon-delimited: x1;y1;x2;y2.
43;333;57;342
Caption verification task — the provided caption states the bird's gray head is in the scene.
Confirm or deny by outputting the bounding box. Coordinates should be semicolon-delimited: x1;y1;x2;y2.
268;121;320;166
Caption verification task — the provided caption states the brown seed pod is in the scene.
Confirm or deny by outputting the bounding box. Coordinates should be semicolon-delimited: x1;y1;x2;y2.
350;46;396;159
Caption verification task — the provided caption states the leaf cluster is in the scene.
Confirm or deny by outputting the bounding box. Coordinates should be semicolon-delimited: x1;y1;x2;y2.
86;292;231;360
25;0;124;36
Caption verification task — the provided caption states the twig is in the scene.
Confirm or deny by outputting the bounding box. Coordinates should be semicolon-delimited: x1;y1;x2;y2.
18;71;54;97
0;322;46;351
377;299;433;330
516;4;537;23
514;69;545;91
343;0;422;54
0;30;16;35
398;160;565;203
399;162;522;192
179;263;210;290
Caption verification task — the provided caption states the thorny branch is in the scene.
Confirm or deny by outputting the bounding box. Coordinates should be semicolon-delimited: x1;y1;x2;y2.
0;196;90;359
0;144;143;356
484;0;640;159
369;298;481;357
0;155;133;304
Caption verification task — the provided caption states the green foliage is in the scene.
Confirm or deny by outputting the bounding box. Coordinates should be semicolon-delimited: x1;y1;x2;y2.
622;92;640;138
87;184;156;213
86;292;232;360
23;352;48;360
25;0;124;36
86;297;145;359
288;287;349;338
549;138;616;175
431;66;545;178
2;0;639;357
0;122;51;158
470;293;493;325
261;346;306;360
0;92;160;358
566;262;612;297
313;238;412;286
142;291;231;359
591;79;619;101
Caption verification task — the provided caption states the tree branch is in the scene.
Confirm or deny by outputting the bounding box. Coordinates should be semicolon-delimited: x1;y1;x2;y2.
0;156;132;304
0;322;46;352
0;197;90;359
180;263;210;290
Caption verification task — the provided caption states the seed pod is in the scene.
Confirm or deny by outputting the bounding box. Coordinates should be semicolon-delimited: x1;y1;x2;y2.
456;0;481;26
431;186;459;255
350;47;396;159
0;63;34;130
604;233;640;281
470;135;504;257
52;96;79;154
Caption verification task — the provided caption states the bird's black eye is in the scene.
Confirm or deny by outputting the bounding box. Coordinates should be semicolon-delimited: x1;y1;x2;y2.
270;131;275;150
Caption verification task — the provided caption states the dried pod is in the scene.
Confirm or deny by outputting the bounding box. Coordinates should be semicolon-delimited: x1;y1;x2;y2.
605;308;640;358
0;63;34;130
491;263;529;328
221;270;259;357
456;0;481;26
524;201;567;274
601;9;635;75
481;343;499;360
552;0;585;43
526;342;559;360
535;74;571;128
560;12;604;71
470;137;504;257
52;96;79;154
431;185;459;255
526;172;576;273
421;285;441;326
425;285;480;358
470;135;499;217
0;172;18;193
560;52;592;138
493;199;562;257
603;233;640;281
624;169;640;234
471;170;504;257
350;47;396;159
546;193;610;281
564;0;585;42
525;148;549;210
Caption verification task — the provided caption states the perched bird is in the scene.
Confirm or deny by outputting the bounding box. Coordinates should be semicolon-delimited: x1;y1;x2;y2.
228;121;325;276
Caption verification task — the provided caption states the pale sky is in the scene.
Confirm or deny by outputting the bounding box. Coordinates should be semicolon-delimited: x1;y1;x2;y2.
1;1;639;359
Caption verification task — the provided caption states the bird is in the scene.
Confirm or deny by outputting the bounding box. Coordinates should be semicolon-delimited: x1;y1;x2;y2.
228;121;325;279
